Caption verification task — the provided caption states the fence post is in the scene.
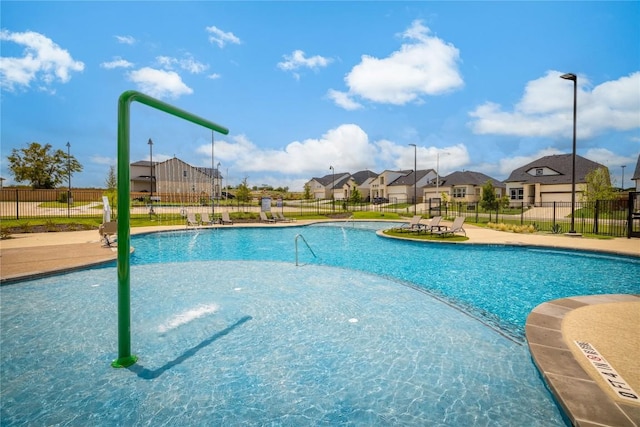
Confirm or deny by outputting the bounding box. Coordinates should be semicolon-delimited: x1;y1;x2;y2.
520;202;524;225
15;189;19;220
553;201;556;230
593;200;599;234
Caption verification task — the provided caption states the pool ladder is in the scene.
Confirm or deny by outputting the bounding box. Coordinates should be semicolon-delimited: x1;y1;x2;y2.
295;234;317;266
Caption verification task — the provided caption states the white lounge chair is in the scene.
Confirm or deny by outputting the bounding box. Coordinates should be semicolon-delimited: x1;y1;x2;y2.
200;212;215;226
274;212;293;222
220;212;233;225
259;211;276;223
432;217;466;237
99;221;118;247
398;215;424;231
186;212;200;227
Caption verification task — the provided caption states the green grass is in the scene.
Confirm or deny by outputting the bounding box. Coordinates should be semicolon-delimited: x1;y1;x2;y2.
38;201;92;208
383;228;469;242
351;211;404;220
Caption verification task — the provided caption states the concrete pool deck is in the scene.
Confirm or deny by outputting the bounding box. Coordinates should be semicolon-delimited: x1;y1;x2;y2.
1;220;639;426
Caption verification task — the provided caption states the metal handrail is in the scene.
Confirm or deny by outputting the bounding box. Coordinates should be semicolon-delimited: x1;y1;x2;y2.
295;233;317;266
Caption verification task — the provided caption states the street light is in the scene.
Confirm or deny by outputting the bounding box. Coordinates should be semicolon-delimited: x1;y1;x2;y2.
409;144;417;214
621;165;626;191
217;162;221;202
148;138;154;217
66;141;71;218
329;165;335;212
560;72;577;234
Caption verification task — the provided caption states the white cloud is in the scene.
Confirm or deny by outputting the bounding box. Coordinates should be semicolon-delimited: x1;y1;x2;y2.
206;25;241;48
127;67;193;99
208;73;221;80
277;49;333;78
156;55;208;73
0;29;84;92
326;89;363;111
197;124;378;175
100;57;133;69
91;155;115;165
328;20;463;108
375;141;469;172
469;71;640;140
115;35;136;45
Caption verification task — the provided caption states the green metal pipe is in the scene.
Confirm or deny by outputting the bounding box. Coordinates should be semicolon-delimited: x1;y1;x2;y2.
111;90;228;368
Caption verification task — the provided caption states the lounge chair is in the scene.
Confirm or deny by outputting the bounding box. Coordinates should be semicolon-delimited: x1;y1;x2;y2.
274;212;293;222
432;216;466;237
259;211;276;223
220;211;233;225
200;212;215;226
99;221;118;247
398;215;424;232
420;216;443;233
186;212;200;227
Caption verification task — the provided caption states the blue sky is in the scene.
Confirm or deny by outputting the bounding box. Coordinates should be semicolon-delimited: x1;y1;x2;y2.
1;1;639;190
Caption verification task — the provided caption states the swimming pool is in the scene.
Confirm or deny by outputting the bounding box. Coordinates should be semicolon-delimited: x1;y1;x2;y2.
1;222;638;425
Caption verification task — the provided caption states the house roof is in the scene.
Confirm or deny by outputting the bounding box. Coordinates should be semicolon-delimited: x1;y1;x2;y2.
389;169;435;186
504;154;606;184
350;170;378;185
632;154;640;181
312;172;350;188
435;171;505;188
131;160;154;167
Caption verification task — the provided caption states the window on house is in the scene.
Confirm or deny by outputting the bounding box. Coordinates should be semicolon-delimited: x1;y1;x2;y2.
452;187;466;198
380;177;384;185
183;170;187;177
510;188;524;200
535;168;544;176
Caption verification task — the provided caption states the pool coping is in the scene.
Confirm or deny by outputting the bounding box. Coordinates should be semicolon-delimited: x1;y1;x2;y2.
526;295;640;427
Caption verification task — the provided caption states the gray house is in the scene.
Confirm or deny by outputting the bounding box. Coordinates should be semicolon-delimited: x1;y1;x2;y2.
632;154;640;192
504;154;607;205
130;157;222;200
423;170;505;203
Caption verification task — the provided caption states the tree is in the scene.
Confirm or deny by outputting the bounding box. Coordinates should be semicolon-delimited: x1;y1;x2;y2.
7;142;82;189
105;165;117;190
303;183;312;200
104;165;118;212
479;180;499;222
236;177;251;203
350;186;363;204
582;167;616;202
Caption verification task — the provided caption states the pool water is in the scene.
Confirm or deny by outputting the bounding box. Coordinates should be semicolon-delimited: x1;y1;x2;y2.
1;222;638;425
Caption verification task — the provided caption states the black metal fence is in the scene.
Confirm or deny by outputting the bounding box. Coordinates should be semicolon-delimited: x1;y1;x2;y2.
2;188;638;238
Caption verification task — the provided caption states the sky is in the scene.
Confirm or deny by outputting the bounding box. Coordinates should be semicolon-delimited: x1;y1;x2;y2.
1;1;639;191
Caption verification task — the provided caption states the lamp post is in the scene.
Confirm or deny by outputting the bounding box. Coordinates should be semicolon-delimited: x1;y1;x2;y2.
329;165;335;212
560;72;577;234
147;138;154;217
621;165;626;191
409;144;417;214
66;141;71;218
216;162;221;202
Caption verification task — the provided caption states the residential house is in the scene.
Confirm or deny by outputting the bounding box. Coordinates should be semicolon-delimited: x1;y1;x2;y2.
387;169;437;203
504;154;607;206
369;170;411;202
306;172;351;200
424;170;505;203
130;157;222;201
340;170;378;201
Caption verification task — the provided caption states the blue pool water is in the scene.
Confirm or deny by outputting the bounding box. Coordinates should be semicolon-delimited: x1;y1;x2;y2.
1;222;638;425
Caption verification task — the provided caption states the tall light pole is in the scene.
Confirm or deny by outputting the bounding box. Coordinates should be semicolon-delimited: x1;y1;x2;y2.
147;138;154;216
621;165;626;191
409;144;417;214
329;165;335;212
217;162;221;202
66;141;71;218
560;72;577;234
